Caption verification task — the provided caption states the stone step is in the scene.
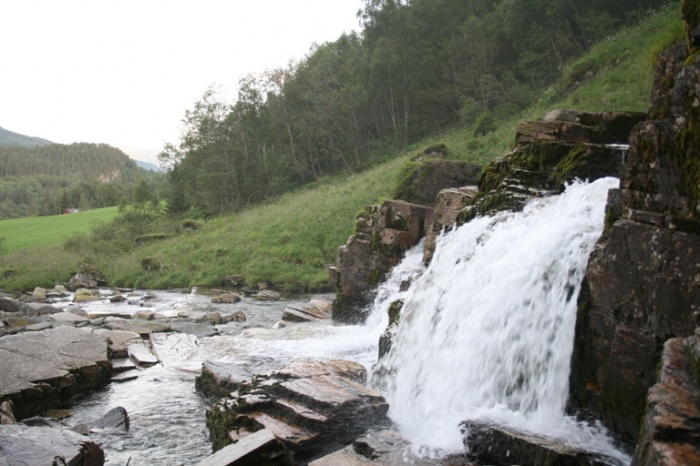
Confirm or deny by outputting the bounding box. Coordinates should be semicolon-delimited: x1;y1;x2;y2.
247;412;319;446
196;428;286;466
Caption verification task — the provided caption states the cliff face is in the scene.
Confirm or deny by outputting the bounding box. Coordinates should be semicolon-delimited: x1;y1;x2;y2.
569;0;700;448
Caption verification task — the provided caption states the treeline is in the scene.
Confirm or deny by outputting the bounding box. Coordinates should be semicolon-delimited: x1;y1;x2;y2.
0;143;160;218
162;0;668;215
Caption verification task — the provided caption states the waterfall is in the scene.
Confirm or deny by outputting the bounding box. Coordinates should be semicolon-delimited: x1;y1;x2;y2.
371;177;629;463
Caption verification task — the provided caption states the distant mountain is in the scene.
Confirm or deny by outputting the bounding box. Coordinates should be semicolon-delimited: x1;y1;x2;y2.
135;160;161;172
0;126;52;147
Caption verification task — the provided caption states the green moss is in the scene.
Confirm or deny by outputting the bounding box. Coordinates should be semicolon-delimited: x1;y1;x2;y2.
370;232;381;251
205;405;239;452
553;143;590;184
368;268;384;286
388;300;403;326
392;161;420;201
682;0;700;54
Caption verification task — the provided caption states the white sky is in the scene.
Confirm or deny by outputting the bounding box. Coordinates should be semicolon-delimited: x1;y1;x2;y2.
0;0;363;163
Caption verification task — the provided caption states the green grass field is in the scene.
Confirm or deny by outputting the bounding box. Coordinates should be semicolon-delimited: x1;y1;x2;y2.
0;207;119;254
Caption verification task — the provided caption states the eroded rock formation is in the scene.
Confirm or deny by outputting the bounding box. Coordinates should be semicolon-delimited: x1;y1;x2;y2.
568;1;700;448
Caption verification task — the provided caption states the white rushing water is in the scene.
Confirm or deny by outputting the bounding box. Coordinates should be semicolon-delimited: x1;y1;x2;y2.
371;177;630;463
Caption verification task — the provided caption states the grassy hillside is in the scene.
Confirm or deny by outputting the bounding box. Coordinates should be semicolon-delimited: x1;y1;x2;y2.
0;207;119;254
0;5;683;293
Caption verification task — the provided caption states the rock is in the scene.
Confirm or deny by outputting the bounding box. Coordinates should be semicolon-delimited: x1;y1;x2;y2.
111;372;139;383
132;309;155;320
205;359;388;461
109;294;127;303
309;429;472;465
66;273;98;291
332;200;435;323
24;321;53;332
0;297;21;313
73;288;100;303
0;424;105;465
0;400;16;424
517;110;646;145
127;342;159;366
255;289;283;301
50;311;90;326
0;327;110;420
95;329;141;358
90;406;129;433
462;421;618;466
282;299;332;323
423;186;478;262
463;140;626;223
4;315;38;330
220;311;247;324
633;336;700;465
392;160;481;206
79;263;107;285
212;292;243;304
195;428;287;466
196;361;255;397
22;302;61;317
150;332;198;367
31;287;47;303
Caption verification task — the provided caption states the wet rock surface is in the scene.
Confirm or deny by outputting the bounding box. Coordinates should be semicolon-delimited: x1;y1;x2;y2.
0;424;105;466
463;422;620;466
205;359;389;463
0;326;111;420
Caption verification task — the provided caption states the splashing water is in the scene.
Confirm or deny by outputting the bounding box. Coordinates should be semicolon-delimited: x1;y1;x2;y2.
371;177;630;463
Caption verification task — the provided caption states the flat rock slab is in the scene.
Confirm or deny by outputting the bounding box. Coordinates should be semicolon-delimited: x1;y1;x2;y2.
0;326;109;397
0;424;105;466
196;360;254;397
95;329;141;358
150;332;199;366
195;428;286;466
127;342;159;366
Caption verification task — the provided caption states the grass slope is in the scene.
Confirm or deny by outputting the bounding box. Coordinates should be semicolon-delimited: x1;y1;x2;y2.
0;5;683;292
0;207;119;254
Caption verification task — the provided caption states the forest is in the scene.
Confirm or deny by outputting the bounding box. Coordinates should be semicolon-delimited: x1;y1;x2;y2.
0;143;159;218
159;0;669;215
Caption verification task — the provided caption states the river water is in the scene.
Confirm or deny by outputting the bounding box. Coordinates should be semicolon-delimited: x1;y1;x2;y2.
64;177;629;465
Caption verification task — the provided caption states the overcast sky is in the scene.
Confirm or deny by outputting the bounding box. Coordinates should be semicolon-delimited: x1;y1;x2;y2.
1;0;363;163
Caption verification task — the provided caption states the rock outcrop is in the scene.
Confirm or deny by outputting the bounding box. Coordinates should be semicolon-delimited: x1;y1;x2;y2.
632;336;700;465
330;199;436;323
205;359;389;464
0;326;111;420
568;2;700;446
